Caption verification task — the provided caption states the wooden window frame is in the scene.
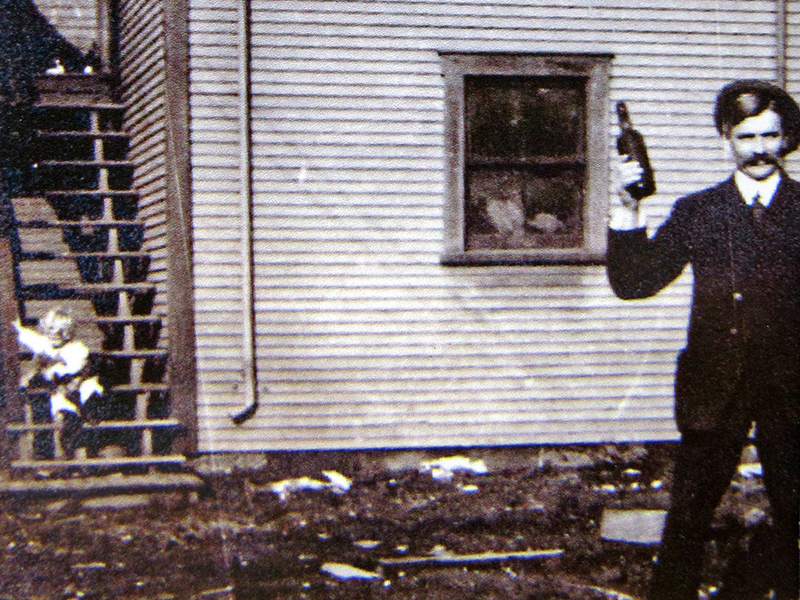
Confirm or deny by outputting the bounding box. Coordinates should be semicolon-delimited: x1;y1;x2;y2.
440;53;612;266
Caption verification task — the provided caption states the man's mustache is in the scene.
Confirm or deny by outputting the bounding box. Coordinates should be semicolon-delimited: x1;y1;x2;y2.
745;154;780;167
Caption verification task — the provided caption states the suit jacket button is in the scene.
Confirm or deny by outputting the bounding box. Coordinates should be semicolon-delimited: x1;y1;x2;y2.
730;328;738;335
733;292;743;302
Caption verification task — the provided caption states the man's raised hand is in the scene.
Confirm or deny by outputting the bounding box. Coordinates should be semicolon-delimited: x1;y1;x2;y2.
617;155;645;209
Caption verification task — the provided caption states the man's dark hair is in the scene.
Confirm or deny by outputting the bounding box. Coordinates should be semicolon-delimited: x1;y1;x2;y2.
714;79;800;156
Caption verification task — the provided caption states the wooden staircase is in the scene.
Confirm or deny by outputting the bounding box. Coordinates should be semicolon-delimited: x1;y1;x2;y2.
2;75;195;489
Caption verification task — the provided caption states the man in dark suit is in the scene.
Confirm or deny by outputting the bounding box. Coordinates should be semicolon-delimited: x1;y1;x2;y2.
607;80;800;600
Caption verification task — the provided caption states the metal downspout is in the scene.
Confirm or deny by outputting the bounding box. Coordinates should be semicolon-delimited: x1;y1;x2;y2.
232;0;258;425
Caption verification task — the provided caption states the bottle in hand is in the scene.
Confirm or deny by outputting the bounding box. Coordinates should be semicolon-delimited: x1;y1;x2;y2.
616;101;656;200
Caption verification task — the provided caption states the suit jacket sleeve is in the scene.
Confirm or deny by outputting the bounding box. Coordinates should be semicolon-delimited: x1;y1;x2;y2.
607;198;694;300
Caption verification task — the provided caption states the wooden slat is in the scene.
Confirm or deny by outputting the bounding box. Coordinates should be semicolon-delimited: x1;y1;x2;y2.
34;102;126;111
45;190;139;198
37;131;130;140
7;419;181;433
96;315;162;323
90;349;168;359
380;548;564;569
35;160;134;169
0;473;204;497
20;251;148;260
22;383;169;394
248;16;772;36
17;220;142;228
111;383;170;393
11;455;186;471
20;282;155;295
256;0;771;18
196;432;680;452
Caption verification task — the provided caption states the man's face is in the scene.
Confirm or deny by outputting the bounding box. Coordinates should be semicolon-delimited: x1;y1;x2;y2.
726;108;784;180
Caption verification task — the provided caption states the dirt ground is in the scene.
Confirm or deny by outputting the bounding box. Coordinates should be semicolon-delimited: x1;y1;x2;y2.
0;443;770;600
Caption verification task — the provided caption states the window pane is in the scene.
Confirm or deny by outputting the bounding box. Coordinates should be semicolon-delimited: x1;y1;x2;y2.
465;167;584;250
465;76;586;163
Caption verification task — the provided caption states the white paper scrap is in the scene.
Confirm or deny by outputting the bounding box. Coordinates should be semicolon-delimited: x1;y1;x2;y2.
321;562;380;580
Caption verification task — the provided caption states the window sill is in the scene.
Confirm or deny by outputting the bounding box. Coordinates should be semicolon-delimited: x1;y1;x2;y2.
440;249;607;266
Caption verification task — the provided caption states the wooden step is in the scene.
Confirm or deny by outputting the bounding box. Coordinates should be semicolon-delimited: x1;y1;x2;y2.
90;349;167;359
45;190;138;199
19;282;155;299
96;315;161;325
7;419;181;434
110;383;169;393
35;74;115;105
19;350;167;362
36;131;129;140
22;382;169;396
34;101;126;111
0;473;204;498
34;160;134;169
20;251;149;261
11;455;186;471
16;219;142;228
13;194;140;220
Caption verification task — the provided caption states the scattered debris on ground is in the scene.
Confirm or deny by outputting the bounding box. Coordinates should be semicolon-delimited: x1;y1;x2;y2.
320;562;381;581
0;443;769;599
600;509;667;545
267;470;352;502
419;455;489;482
378;547;564;569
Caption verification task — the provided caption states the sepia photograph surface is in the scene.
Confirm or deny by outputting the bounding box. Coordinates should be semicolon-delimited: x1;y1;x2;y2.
0;1;796;598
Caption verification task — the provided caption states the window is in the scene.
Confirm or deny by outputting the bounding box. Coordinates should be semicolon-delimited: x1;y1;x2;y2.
441;54;612;265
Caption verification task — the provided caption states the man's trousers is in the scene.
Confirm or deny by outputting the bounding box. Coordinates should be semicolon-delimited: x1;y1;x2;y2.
648;416;800;600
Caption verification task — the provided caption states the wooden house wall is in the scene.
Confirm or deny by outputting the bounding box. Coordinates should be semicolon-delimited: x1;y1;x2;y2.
787;0;800;173
118;0;170;346
187;0;783;451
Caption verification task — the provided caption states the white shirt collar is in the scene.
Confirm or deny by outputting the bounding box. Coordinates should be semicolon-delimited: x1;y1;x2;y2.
734;169;781;206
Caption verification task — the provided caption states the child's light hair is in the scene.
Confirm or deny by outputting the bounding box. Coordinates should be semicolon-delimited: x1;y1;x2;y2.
36;308;74;345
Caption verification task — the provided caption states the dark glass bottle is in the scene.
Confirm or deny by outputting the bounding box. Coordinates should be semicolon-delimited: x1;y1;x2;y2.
616;101;656;200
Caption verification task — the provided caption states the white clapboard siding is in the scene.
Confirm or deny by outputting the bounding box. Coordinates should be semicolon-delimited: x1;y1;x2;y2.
118;0;169;345
786;1;800;177
33;0;98;53
188;0;781;452
187;4;245;408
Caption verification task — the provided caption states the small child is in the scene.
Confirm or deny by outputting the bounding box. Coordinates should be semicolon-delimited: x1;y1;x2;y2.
14;308;103;457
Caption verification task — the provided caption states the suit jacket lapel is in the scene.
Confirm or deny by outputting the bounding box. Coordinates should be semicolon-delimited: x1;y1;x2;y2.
766;171;797;217
718;176;749;239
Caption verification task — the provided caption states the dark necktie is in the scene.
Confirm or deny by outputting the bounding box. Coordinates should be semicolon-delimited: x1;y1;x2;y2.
752;193;765;222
